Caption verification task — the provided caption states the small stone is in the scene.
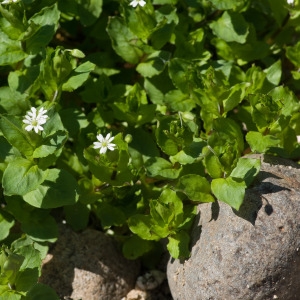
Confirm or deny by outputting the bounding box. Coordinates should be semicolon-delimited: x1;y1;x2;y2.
40;225;140;300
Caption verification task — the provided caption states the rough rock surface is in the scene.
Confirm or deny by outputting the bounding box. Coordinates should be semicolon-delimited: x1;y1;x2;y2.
39;225;140;300
167;154;300;300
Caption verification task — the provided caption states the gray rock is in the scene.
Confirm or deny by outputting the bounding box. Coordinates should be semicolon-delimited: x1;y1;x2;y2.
40;225;140;300
167;154;300;300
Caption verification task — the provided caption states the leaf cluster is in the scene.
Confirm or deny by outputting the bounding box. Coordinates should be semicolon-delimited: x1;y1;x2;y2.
0;1;299;294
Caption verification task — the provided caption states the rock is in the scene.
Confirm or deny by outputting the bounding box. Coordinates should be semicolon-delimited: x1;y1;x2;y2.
167;154;300;300
39;225;140;300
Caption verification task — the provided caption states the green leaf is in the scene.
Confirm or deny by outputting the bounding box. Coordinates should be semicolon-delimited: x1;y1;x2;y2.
21;214;58;243
0;115;35;157
136;50;170;77
0;287;22;300
0;87;29;115
75;0;103;26
125;3;156;41
33;130;68;159
15;268;39;293
0;31;27;66
286;41;300;68
249;93;281;132
167;231;190;259
23;169;78;209
123;236;155;260
145;157;181;179
203;151;223;179
246;131;280;153
211;177;246;210
150;189;182;226
0;248;24;287
156;116;193;156
107;17;144;64
176;174;215;203
210;11;249;44
4;196;58;242
15;244;41;272
268;86;300;117
24;4;60;54
164;90;196;112
111;83;156;126
93;202;126;229
26;283;59;300
209;0;247;10
230;157;260;187
62;61;95;92
168;58;200;94
223;82;248;113
0;210;14;241
128;214;160;241
2;158;48;196
264;60;282;86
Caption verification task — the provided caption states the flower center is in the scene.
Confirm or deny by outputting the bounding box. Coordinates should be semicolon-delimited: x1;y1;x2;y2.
32;119;38;126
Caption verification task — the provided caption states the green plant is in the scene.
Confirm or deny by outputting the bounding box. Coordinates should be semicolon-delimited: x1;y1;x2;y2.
0;0;299;297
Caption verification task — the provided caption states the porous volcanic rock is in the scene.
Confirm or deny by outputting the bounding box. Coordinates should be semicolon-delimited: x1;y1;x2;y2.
39;225;140;300
167;154;300;300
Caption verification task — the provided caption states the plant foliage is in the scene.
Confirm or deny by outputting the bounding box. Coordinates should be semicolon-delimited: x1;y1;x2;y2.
0;0;300;297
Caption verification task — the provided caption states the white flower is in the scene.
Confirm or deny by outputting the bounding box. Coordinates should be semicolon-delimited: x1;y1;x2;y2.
287;0;294;4
93;133;116;154
129;0;146;7
1;0;19;4
23;107;48;134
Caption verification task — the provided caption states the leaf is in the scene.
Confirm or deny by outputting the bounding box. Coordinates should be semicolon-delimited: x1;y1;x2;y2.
0;115;35;157
111;83;156;126
75;0;103;26
168;58;200;94
264;60;282;86
0;31;27;66
93;202;126;229
230;157;260;187
223;82;248;113
211;177;246;210
26;283;59;300
0;87;29;115
145;157;181;179
62;61;95;92
21;214;58;243
164;90;196;112
15;268;39;292
107;17;143;64
209;0;247;10
167;231;190;259
136;50;171;77
33;130;68;159
23;169;78;209
176;174;215;203
150;189;182;226
4;196;58;242
286;41;300;68
24;4;60;54
2;158;48;196
210;11;249;44
246;131;280;153
123;236;155;260
128;214;160;241
125;3;156;41
155;116;193;156
0;210;14;241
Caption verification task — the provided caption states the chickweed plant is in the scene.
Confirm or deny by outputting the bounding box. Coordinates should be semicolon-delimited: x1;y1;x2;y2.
0;0;299;298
